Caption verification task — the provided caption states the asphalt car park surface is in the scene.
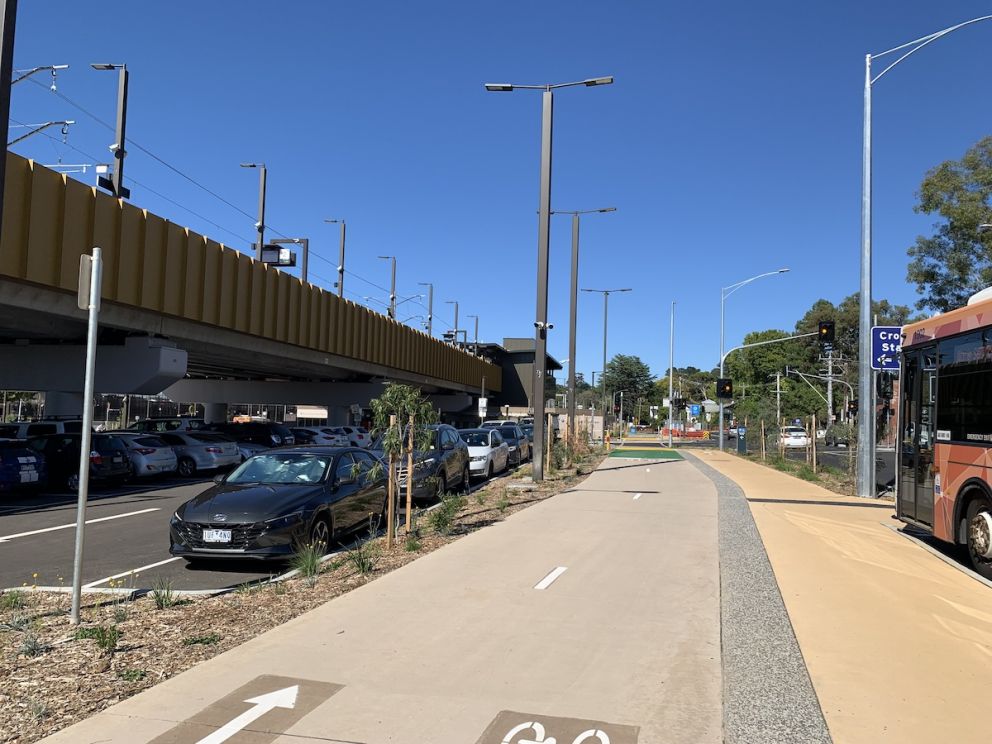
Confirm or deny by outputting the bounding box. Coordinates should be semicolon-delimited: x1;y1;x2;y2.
0;462;527;594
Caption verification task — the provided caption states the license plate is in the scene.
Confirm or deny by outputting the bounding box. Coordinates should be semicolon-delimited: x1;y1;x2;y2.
202;529;231;543
16;456;35;464
113;456;123;463
19;471;38;483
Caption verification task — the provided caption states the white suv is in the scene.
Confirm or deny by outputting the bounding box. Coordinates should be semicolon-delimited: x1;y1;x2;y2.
779;426;810;448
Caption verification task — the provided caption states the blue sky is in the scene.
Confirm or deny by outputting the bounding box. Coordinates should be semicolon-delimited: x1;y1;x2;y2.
10;1;992;383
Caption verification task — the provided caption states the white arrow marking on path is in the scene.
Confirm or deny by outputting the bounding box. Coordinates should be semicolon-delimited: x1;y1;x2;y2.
195;685;299;744
0;508;160;543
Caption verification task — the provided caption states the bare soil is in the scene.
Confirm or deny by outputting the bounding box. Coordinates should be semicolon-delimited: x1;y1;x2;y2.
0;455;604;743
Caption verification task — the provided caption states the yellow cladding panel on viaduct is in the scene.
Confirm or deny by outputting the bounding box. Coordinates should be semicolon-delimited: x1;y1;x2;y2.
0;154;500;392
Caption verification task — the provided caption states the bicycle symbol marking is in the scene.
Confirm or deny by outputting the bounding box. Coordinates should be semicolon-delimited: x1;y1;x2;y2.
501;721;611;744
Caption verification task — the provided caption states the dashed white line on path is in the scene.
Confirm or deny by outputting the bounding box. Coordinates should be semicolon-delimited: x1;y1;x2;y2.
84;556;182;588
0;508;160;543
633;493;642;500
534;566;568;590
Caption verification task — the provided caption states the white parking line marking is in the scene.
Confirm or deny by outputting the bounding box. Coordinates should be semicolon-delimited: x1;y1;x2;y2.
0;508;160;543
633;493;642;500
83;556;181;588
534;566;568;590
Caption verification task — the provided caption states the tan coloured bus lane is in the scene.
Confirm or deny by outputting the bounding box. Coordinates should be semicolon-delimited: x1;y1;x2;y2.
696;450;992;743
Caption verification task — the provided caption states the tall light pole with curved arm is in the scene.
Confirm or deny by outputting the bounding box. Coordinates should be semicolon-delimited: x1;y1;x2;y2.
485;76;614;481
858;15;992;497
719;269;789;451
582;287;632;443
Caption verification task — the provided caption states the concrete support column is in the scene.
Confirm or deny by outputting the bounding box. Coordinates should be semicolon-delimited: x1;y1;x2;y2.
328;406;350;426
203;403;227;424
44;391;85;418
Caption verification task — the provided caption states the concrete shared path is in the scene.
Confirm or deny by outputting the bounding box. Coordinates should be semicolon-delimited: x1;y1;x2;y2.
58;443;989;743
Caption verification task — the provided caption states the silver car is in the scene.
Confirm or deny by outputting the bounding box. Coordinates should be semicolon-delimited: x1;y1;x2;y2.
114;432;178;478
158;432;241;477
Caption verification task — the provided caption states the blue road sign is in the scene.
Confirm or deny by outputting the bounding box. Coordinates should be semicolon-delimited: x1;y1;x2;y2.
871;326;902;371
690;404;701;416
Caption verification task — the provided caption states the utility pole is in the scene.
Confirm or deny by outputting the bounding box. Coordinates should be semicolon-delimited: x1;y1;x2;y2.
668;300;675;448
0;0;17;244
775;372;782;425
324;219;346;298
826;350;833;425
241;163;266;260
418;283;433;336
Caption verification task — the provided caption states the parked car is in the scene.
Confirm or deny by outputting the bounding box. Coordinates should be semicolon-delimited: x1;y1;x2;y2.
481;420;514;429
292;427;349;446
0;419;86;439
169;447;386;562
327;426;371;448
0;440;46;492
205;421;295;448
127;417;205;433
779;426;811;448
459;428;509;480
497;424;531;465
371;423;470;501
236;440;268;462
25;433;130;491
158;431;241;477
519;424;534;446
113;432;178;478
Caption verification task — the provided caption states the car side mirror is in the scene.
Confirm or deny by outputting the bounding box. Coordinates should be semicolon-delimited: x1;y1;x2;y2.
337;475;356;487
442;441;454;451
213;473;226;484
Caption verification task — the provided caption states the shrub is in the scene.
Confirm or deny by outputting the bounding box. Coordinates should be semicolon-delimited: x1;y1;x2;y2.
182;632;221;646
117;669;147;682
291;543;323;588
18;633;45;657
796;465;819;482
428;494;464;536
150;578;177;609
75;624;121;655
0;590;26;611
404;533;421;552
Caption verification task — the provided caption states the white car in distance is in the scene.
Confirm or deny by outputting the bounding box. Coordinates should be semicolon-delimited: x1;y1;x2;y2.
458;427;510;480
779;426;811;448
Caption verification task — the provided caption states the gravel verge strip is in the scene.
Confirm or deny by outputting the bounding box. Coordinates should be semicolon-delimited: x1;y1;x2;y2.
683;451;832;744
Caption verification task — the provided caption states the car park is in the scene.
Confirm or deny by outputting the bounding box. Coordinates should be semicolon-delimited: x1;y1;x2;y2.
113;432;178;478
169;447;385;562
127;417;205;433
157;431;241;477
292;427;349;446
0;440;46;492
459;428;510;480
497;424;531;465
25;433;130;491
779;426;811;448
205;421;295;447
372;423;470;500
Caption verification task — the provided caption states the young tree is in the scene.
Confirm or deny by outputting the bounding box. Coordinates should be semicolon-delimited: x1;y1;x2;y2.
907;135;992;312
600;355;654;409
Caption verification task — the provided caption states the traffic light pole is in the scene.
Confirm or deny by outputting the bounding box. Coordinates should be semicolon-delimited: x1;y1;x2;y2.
721;333;819;425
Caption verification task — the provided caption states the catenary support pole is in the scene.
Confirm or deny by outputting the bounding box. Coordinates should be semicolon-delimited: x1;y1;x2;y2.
531;88;553;482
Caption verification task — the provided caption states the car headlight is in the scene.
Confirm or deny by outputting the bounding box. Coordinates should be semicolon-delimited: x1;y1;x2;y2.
263;511;304;530
471;455;486;462
416;457;436;469
171;510;183;523
508;445;518;451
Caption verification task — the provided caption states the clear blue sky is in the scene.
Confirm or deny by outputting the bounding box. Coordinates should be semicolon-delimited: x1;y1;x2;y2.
10;2;992;383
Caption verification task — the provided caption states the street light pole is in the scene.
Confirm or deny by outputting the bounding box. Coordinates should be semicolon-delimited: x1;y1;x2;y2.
240;163;266;260
718;269;789;451
91;63;130;199
467;314;479;355
855;15;992;497
554;207;616;449
486;75;613;482
582;287;632;444
418;282;433;336
445;300;459;344
0;0;18;245
669;300;675;448
324;219;346;298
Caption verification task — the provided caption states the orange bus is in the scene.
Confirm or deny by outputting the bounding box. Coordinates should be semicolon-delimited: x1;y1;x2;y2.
898;288;992;578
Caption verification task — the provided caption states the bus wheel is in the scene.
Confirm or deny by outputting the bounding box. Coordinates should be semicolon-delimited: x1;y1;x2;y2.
966;497;992;580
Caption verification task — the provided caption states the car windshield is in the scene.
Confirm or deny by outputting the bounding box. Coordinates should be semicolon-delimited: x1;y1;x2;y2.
226;453;332;484
784;428;806;435
461;432;491;447
521;426;533;435
0;425;18;438
498;428;518;441
190;433;232;444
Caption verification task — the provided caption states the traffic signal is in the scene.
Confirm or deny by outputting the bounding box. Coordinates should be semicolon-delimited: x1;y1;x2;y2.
877;373;893;400
716;378;733;400
848;399;858;415
818;321;835;346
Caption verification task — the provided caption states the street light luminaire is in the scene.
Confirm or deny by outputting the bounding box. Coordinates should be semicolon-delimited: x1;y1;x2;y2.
484;83;514;92
90;63;120;70
584;76;614;86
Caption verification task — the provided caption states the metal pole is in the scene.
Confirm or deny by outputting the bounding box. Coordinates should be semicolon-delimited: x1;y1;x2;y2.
857;54;874;498
111;65;129;199
452;301;459;342
532;88;553;482
337;221;346;298
474;315;479;354
300;238;308;284
827;350;833;425
567;213;579;449
601;291;608;444
719;288;725;451
619;391;624;440
776;372;781;424
389;257;397;319
0;0;18;243
255;166;267;261
421;283;433;336
668;300;675;448
70;247;102;625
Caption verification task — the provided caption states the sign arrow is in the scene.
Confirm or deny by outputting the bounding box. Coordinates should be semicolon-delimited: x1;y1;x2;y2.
196;685;299;744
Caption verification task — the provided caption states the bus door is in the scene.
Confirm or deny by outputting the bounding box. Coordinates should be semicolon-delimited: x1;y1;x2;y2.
899;347;936;526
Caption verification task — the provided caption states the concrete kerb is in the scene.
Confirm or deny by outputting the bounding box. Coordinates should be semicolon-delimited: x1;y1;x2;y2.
883;522;992;590
682;451;833;744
